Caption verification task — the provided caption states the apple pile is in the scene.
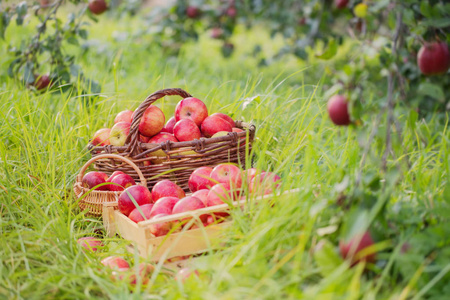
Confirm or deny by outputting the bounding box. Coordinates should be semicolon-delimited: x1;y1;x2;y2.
90;97;246;163
101;256;154;285
119;163;282;237
82;170;136;192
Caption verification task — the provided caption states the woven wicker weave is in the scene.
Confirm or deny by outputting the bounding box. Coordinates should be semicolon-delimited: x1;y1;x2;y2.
73;154;147;216
87;88;255;191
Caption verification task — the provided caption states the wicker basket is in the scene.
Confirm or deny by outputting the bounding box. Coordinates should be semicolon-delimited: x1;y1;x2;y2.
73;154;147;216
87;88;255;191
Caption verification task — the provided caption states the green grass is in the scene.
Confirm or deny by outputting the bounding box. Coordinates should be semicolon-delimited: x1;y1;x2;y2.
1;12;449;300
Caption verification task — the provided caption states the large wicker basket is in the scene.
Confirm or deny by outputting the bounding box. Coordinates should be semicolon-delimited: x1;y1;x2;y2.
87;88;255;191
73;154;147;216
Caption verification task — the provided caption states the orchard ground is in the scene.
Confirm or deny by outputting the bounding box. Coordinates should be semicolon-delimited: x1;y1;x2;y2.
1;9;449;299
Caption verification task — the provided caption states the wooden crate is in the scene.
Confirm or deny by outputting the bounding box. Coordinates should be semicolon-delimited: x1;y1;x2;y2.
103;189;299;262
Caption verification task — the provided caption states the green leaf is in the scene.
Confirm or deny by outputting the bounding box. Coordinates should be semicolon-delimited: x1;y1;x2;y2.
418;83;445;102
315;39;337;60
313;239;343;277
421;19;450;28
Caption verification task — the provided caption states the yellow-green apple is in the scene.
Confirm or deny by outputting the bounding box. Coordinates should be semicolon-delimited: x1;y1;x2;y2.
211;113;235;128
175;97;208;126
173;119;201;142
191;189;209;206
109;173;136;192
34;74;52;90
335;0;348;9
201;115;233;138
327;95;351;126
211;131;229;138
114;110;133;124
339;231;376;266
250;172;281;195
210;163;243;190
91;128;111;146
118;185;153;216
161;116;176;134
186;6;201;18
172;196;208;223
188;167;215;192
110;122;131;146
101;256;130;270
417;42;449;75
88;0;107;15
138;105;165;137
151;180;185;202
149;213;172;237
128;203;154;223
82;171;109;191
150;196;180;217
77;237;103;252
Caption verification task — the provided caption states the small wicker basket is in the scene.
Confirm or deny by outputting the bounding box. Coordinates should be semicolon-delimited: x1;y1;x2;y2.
73;154;147;216
87;88;255;191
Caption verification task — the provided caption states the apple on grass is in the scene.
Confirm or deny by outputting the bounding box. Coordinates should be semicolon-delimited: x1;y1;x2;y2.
174;119;202;142
91;128;111;146
161;117;176;134
138;105;165;137
210;164;243;190
128;203;154;223
172;196;208;224
175;97;208;126
339;231;376;266
150;196;180;217
152;180;185;202
109;173;136;192
327;95;351;126
114;110;133;124
110;122;131;146
250;172;281;195
101;256;130;270
82;171;109;191
77;237;103;252
417;42;449;75
188;167;215;192
88;0;107;15
201;115;233;138
118;185;153;216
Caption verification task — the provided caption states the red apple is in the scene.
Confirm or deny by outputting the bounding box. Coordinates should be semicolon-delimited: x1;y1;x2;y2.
249;172;281;195
176;268;199;282
110;122;131;146
107;171;126;182
82;171;109;191
210;164;243;190
232;127;244;133
188;167;215;192
129;263;154;285
335;0;348;9
114;110;133;124
128;203;154;223
210;27;223;39
191;189;209;206
226;6;237;18
91;128;111;146
109;173;136;192
175;97;208;126
140;135;150;143
327;95;351;126
88;0;107;15
244;168;261;185
149;213;172;237
138;105;165;137
172;196;207;223
77;237;103;252
210;113;235;128
118;185;153;216
186;6;201;18
339;231;376;266
206;182;235;206
417;42;450;75
101;256;130;270
148;132;178;144
161;117;176;134
150;196;180;217
201;115;233;138
34;74;51;90
151;180;185;202
173;119;202;142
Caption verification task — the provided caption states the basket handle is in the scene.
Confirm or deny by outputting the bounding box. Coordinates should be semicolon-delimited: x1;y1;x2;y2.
76;153;147;186
125;88;192;155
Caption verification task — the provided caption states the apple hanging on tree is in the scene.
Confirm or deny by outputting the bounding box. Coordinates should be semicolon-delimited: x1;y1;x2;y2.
327;95;351;126
88;0;108;15
417;41;450;76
